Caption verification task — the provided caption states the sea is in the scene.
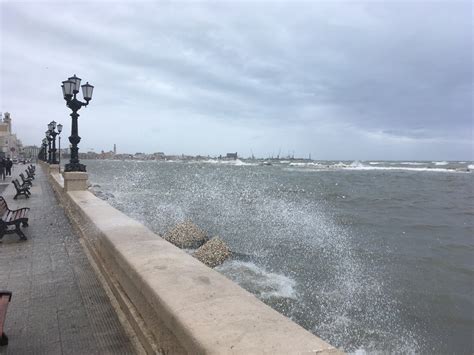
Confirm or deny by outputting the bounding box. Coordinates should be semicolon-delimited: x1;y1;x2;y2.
84;159;473;354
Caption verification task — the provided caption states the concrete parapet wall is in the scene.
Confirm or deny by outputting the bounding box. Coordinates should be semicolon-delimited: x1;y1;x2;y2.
48;169;341;354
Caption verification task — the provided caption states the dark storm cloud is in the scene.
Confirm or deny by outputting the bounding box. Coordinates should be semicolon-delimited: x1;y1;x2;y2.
1;0;472;159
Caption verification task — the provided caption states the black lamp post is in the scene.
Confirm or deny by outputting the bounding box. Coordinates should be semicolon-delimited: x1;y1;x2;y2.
48;121;60;164
41;138;48;161
39;139;46;161
57;123;63;171
61;74;94;172
45;130;52;163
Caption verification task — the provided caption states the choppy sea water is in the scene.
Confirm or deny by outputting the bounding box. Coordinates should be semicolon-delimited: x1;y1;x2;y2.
84;159;473;354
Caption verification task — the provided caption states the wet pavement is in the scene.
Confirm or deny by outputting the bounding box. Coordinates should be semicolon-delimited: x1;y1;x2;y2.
0;165;136;354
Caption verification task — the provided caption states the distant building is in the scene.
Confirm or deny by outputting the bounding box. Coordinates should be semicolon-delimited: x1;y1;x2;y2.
0;112;23;158
226;152;238;159
99;150;115;160
79;151;99;160
152;152;165;160
23;145;41;160
134;152;147;160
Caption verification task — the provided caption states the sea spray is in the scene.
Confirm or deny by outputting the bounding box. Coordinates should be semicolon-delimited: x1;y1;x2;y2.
217;260;297;300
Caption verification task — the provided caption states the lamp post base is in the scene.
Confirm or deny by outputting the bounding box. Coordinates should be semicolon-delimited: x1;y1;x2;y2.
48;164;60;175
64;162;86;172
63;171;89;191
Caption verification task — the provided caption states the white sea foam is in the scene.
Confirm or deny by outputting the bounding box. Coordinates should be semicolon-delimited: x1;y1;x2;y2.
468;164;474;169
433;161;449;166
201;159;257;166
316;161;462;173
217;260;297;300
400;162;425;165
350;161;363;167
283;160;463;173
369;162;380;165
343;165;458;173
289;162;323;167
233;159;257;166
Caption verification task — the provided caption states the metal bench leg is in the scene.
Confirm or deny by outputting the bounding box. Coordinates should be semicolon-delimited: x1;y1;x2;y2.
0;333;7;346
0;292;11;346
0;224;5;241
14;223;27;241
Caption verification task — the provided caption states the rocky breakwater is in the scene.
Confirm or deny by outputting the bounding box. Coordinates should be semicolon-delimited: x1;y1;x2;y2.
88;184;116;201
164;221;231;267
194;237;231;268
164;220;208;249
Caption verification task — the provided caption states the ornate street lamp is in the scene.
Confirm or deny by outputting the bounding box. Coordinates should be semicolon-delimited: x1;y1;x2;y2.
42;138;48;161
61;74;94;172
40;138;48;161
57;123;63;171
45;130;52;163
47;120;61;164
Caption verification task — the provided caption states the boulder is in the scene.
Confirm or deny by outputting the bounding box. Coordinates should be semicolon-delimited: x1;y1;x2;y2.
164;221;208;249
193;237;231;268
89;186;115;201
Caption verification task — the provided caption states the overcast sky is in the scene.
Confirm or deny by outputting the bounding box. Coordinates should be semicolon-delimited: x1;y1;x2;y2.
1;0;472;160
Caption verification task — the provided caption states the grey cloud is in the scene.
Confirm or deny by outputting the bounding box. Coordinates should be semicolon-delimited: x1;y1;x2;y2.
1;0;472;159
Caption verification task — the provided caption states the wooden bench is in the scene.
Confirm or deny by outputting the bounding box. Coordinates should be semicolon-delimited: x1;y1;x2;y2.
0;196;29;241
16;178;31;190
19;173;32;186
0;291;12;346
26;169;35;180
12;180;30;200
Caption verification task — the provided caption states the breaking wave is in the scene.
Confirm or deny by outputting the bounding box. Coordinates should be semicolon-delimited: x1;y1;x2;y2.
289;162;324;167
217;260;297;300
201;159;257;166
286;161;467;173
400;162;426;165
342;161;457;173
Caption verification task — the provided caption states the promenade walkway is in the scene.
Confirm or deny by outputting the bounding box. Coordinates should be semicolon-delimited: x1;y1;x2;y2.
0;165;136;354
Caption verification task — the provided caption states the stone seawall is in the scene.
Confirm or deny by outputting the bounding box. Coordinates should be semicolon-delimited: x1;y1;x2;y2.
45;163;342;354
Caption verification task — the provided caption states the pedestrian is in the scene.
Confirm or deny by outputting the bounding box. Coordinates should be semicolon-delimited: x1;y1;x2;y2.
0;159;5;181
5;158;12;177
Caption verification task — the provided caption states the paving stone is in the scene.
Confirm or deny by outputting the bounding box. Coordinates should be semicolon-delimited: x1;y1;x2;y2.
0;166;135;354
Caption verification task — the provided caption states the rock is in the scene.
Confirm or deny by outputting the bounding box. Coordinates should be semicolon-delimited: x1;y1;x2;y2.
164;221;208;249
193;237;231;268
89;187;115;201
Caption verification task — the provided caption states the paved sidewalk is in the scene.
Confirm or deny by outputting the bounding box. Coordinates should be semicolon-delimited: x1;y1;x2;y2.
0;165;136;354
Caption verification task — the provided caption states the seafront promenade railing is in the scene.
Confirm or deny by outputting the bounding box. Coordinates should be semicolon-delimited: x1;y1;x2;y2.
42;161;342;354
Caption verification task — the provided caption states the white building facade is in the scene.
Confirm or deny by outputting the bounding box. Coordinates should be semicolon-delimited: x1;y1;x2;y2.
0;112;23;159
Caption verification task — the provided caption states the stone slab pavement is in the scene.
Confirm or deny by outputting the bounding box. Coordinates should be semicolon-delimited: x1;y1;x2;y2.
0;165;136;354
